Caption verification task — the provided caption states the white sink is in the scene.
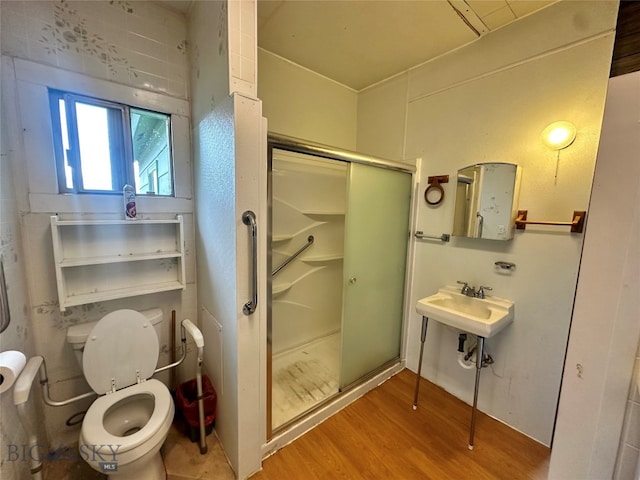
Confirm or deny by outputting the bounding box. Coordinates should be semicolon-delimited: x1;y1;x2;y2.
416;286;514;338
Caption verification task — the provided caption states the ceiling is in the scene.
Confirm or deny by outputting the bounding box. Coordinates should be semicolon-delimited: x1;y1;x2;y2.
257;0;556;90
156;0;556;91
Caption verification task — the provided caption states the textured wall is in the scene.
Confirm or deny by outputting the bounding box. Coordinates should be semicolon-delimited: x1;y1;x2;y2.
190;2;265;476
1;0;188;98
0;1;195;449
0;54;39;480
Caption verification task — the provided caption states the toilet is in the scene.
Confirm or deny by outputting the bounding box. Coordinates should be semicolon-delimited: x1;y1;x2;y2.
66;308;174;479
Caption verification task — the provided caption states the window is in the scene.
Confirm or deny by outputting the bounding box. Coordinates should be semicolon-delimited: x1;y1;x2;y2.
49;89;174;196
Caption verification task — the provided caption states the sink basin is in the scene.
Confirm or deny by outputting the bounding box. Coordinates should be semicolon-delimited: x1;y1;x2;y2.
416;286;514;337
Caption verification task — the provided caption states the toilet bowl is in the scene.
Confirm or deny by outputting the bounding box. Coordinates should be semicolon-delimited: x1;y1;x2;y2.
67;309;173;479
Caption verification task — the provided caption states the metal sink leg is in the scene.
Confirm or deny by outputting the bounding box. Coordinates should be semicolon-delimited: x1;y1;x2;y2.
412;316;428;409
468;335;485;450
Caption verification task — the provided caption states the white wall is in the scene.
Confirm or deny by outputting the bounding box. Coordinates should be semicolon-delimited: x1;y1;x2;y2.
615;340;640;480
0;52;39;480
0;1;195;449
258;48;358;150
190;2;265;478
189;1;239;473
1;0;189;99
357;72;409;161
550;70;640;480
357;0;617;445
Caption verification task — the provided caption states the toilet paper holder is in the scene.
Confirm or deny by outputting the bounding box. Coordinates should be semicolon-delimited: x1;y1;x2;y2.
0;350;26;394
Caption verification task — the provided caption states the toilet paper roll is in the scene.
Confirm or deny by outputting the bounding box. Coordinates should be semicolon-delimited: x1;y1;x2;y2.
0;350;27;394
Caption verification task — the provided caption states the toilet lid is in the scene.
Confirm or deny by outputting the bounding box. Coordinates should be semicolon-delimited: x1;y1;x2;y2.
83;310;159;395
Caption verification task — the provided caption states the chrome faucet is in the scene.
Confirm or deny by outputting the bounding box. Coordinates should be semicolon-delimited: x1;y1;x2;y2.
476;285;492;299
456;281;476;297
457;281;492;298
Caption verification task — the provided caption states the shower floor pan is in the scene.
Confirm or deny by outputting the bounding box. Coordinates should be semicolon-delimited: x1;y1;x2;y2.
272;332;340;429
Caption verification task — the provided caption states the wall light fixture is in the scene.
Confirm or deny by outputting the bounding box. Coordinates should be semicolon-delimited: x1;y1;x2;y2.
541;121;576;184
541;121;576;150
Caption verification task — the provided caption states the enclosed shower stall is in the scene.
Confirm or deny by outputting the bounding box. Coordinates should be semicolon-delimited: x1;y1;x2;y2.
267;135;413;435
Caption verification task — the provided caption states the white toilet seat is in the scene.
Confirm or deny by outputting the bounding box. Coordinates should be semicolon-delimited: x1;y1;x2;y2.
81;379;173;455
76;309;174;479
83;309;159;394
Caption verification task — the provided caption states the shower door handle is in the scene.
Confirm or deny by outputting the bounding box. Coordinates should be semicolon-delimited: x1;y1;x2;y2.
242;211;257;315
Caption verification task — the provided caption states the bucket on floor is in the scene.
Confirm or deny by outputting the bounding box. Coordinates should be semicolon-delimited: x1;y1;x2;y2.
176;375;216;442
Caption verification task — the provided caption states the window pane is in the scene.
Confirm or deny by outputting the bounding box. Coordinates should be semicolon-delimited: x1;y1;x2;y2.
49;89;175;196
76;102;113;191
57;99;74;190
131;108;173;196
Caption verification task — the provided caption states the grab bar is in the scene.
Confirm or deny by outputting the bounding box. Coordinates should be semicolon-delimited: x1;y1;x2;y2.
14;356;46;479
242;211;257;315
272;235;314;276
34;322;191;407
414;231;450;242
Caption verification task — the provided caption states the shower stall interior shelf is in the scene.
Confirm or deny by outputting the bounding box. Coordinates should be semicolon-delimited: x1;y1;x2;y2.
50;215;186;311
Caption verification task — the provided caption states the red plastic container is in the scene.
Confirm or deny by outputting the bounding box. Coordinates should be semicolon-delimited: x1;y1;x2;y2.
176;375;217;441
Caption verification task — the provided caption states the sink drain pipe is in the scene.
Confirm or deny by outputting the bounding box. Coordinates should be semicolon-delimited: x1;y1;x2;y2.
457;334;475;370
458;352;476;370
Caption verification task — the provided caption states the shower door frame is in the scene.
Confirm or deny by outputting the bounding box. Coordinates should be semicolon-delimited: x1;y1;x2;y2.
266;133;416;440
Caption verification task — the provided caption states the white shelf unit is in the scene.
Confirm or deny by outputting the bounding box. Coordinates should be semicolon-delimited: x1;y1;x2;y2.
51;216;186;311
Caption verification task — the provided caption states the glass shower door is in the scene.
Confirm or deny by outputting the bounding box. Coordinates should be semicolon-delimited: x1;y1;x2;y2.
340;163;412;389
270;149;347;431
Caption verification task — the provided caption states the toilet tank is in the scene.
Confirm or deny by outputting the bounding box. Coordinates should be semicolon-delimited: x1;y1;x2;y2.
66;308;163;369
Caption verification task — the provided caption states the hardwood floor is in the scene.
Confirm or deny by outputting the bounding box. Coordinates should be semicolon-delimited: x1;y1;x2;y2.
252;369;550;479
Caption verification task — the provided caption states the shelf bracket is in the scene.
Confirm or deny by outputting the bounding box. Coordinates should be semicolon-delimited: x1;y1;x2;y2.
515;210;586;233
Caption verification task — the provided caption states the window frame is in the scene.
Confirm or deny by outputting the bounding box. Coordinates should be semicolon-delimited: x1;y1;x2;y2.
12;58;192;215
48;89;174;196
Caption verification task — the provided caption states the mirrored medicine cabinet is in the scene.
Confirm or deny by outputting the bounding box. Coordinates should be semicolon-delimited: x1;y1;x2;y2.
452;162;522;241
